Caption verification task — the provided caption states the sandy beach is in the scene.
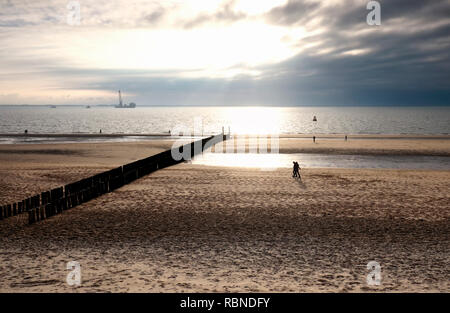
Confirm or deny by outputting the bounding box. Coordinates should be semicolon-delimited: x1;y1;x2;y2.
0;137;449;292
2;0;450;299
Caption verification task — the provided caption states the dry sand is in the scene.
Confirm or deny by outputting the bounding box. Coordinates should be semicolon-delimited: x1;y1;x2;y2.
0;138;449;292
0;140;175;204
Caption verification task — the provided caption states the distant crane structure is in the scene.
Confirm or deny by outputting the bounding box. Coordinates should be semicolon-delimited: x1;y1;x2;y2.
115;90;136;108
118;90;123;107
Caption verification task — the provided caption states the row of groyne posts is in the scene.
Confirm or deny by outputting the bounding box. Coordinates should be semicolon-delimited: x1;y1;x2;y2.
0;133;228;225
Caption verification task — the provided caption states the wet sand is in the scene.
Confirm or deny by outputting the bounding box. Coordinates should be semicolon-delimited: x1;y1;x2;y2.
0;138;449;292
276;138;450;156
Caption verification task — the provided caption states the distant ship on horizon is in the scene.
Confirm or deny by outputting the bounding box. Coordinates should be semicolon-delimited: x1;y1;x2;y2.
115;90;136;108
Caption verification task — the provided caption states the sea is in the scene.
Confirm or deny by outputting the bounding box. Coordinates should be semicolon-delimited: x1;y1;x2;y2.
0;106;449;137
1;105;449;170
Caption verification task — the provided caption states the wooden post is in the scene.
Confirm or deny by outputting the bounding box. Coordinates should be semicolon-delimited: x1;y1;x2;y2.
39;207;44;221
51;188;58;203
73;193;78;207
32;195;40;210
52;202;58;215
35;207;41;222
50;202;56;216
7;204;12;218
41;191;48;206
59;198;64;213
88;187;93;200
40;206;45;220
0;205;3;220
75;192;80;206
13;203;17;216
54;199;60;214
81;190;86;203
62;197;68;211
28;208;36;224
70;194;76;208
119;172;124;188
45;203;52;218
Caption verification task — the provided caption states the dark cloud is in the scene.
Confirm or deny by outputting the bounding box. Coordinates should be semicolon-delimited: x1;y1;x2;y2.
0;18;37;27
256;0;450;105
143;8;165;24
377;0;450;22
265;0;450;29
265;0;321;26
140;4;174;27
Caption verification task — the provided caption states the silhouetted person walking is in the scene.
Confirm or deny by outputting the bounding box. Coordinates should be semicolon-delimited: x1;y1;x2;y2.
313;136;316;143
292;161;300;178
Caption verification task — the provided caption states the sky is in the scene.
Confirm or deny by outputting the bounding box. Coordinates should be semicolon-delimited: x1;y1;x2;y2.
0;0;449;106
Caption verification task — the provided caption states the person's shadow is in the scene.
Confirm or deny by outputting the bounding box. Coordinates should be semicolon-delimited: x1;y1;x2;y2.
294;176;307;189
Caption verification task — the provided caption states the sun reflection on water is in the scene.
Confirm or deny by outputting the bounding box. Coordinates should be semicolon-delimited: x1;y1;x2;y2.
192;153;450;170
217;107;282;135
193;152;283;169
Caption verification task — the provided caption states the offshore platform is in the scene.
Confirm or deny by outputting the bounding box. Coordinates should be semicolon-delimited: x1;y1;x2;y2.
115;90;136;108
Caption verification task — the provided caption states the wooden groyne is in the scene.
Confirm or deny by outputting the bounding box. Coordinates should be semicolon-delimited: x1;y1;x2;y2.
0;134;228;225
